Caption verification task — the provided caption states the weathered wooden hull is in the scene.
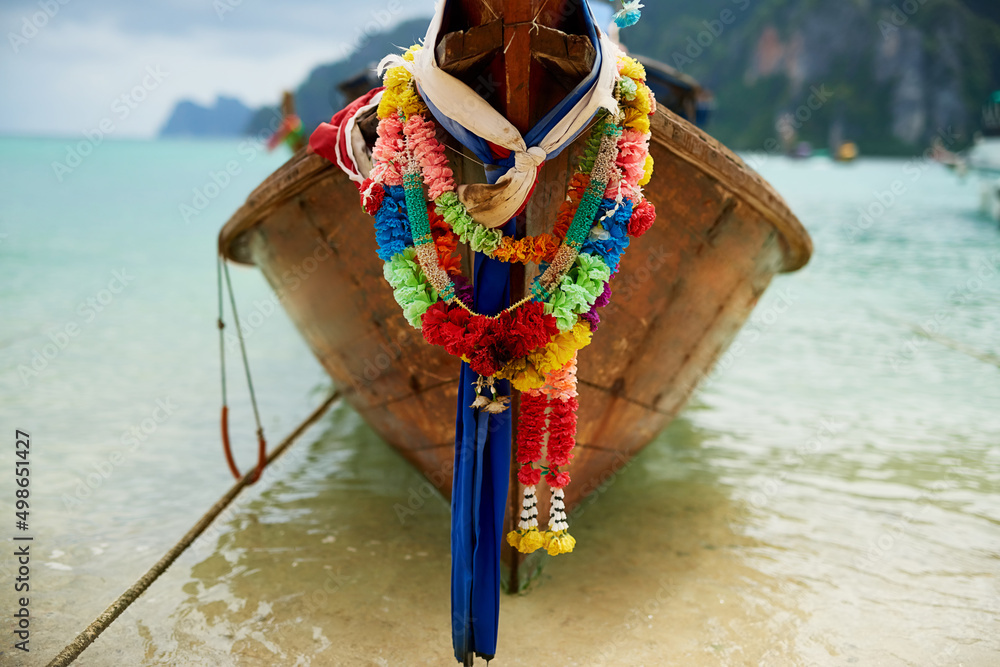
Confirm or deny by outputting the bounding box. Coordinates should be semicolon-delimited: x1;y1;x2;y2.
219;107;811;583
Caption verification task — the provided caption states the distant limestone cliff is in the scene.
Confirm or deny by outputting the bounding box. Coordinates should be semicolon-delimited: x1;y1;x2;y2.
159;96;253;138
622;0;1000;154
160;3;999;154
241;19;431;141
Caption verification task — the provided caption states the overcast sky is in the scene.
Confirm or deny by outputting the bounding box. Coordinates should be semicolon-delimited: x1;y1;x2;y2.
0;0;438;138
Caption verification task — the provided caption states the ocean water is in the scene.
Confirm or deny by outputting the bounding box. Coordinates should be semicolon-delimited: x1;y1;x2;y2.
0;138;998;666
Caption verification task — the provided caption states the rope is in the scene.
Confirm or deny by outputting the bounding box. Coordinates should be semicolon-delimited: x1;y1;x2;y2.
45;389;342;667
218;254;267;483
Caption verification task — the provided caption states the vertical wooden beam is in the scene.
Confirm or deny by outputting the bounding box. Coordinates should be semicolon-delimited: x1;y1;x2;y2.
499;0;535;595
503;1;534;134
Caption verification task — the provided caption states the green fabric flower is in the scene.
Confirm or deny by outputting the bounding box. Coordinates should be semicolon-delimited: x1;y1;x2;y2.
383;247;438;328
618;77;638;101
435;193;503;255
542;253;612;331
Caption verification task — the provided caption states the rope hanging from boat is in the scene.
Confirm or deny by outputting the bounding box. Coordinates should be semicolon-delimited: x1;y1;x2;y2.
217;253;267;484
44;390;342;667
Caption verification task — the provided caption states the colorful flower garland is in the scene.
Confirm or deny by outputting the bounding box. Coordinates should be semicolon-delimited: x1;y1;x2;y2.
360;44;658;556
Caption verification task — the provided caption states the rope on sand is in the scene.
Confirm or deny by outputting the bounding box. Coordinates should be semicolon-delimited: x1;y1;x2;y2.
45;390;342;667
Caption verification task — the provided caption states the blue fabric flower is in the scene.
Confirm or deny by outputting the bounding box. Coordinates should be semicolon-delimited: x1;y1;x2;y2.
581;198;633;274
373;185;413;261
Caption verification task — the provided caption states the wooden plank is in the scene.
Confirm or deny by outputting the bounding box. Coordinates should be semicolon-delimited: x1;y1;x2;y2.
436;18;503;78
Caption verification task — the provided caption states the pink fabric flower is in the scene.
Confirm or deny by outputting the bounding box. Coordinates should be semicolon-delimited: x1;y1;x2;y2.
615;129;650;188
403;115;455;200
372;115;405;186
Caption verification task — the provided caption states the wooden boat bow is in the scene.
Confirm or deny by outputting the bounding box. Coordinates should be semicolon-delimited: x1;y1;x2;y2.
217;0;812;598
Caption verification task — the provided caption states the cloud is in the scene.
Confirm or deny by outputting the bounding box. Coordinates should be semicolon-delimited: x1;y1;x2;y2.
1;0;433;138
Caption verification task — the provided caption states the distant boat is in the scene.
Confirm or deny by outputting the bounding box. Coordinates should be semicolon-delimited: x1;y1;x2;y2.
218;0;812;589
791;141;813;159
834;141;858;162
966;92;1000;222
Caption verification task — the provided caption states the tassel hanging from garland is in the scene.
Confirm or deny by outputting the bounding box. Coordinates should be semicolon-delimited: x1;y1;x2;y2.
545;487;576;555
613;1;644;29
506;354;581;555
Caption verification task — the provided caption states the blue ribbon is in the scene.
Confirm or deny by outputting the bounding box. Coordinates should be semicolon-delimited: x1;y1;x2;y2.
440;2;604;661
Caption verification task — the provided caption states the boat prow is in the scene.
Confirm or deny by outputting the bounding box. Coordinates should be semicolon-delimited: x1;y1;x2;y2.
220;104;810;579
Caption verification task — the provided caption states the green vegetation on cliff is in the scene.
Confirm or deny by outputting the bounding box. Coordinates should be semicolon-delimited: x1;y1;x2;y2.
239;1;999;156
622;0;1000;154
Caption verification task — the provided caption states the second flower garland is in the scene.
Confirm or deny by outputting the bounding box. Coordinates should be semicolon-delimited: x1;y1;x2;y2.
359;44;658;555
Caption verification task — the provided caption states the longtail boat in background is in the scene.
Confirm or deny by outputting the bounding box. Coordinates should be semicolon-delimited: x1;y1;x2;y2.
218;0;812;591
966;92;1000;222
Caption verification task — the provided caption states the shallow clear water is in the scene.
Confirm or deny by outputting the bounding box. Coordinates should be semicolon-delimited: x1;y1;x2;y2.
0;140;997;666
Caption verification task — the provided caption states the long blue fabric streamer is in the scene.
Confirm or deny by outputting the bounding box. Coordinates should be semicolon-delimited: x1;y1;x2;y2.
432;2;604;661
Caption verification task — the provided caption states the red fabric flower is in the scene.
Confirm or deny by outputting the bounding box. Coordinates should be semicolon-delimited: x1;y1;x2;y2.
545;470;571;489
439;308;473;357
516;392;549;465
545;396;578;467
421;301;451;346
628;198;656;237
517;465;541;486
513;302;559;353
469;347;500;377
360;179;385;216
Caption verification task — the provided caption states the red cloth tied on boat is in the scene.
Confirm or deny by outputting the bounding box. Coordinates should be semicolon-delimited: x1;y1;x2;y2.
309;87;384;188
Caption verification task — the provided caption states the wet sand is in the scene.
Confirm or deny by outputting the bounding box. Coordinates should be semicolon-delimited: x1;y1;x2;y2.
30;398;997;666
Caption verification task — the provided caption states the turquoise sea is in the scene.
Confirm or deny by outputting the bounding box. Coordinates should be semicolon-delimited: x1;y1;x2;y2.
0;137;998;666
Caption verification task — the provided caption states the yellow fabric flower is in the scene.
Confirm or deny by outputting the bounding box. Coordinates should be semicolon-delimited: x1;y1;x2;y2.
510;369;546;393
639;154;654;187
376;88;400;119
506;530;521;550
623;107;650;133
497;324;593;391
402;44;422;62
619;56;646;82
383;65;411;92
529;322;593;376
514;528;546;554
545;531;576;555
632;83;652;116
396;87;427;118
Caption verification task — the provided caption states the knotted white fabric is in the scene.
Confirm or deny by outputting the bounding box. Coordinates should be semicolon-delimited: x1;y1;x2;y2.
378;0;622;228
